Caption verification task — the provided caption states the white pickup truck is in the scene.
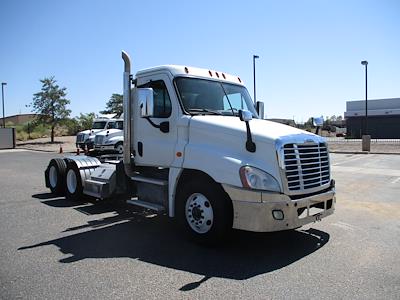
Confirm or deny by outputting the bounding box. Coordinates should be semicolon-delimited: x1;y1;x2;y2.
93;119;124;154
45;51;335;244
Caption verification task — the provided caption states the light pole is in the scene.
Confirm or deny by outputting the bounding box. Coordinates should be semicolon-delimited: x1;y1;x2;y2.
253;55;259;104
1;82;6;128
361;61;368;135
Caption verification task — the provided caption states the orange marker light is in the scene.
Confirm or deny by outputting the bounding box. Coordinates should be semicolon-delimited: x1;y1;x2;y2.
176;152;182;157
184;67;189;74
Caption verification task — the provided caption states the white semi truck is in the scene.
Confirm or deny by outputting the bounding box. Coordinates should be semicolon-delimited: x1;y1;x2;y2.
76;118;120;150
45;51;335;243
93;119;124;154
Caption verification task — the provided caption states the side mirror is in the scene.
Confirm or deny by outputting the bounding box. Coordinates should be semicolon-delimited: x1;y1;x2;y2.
255;101;264;119
312;116;324;127
238;109;253;122
138;88;154;117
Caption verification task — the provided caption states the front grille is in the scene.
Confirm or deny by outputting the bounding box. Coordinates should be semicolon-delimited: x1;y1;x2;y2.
94;135;104;145
76;134;85;143
283;142;330;191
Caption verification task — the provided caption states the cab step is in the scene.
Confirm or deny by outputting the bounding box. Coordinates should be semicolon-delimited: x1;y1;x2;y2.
130;175;168;186
126;198;165;213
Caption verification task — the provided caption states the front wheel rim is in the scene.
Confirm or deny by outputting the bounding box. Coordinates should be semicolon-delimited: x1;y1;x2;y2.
116;144;123;154
66;169;77;194
185;193;214;234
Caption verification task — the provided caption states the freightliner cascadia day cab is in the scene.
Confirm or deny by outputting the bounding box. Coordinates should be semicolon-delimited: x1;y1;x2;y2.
45;51;335;243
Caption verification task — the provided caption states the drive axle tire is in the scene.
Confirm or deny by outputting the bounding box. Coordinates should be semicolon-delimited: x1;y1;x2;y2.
46;158;67;195
176;177;233;244
65;160;84;201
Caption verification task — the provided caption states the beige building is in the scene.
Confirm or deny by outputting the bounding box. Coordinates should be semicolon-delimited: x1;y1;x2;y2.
4;114;38;125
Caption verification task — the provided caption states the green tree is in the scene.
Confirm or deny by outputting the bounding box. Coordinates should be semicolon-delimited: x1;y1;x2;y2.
100;93;123;117
31;77;71;142
76;112;96;131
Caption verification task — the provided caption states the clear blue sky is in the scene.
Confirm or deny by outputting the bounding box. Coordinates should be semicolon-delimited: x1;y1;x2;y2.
1;0;399;122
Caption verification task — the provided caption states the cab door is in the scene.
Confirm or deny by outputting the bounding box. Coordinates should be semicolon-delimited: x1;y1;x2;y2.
133;73;178;167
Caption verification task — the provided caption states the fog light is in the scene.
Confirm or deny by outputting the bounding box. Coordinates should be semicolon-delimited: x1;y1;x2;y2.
272;210;284;220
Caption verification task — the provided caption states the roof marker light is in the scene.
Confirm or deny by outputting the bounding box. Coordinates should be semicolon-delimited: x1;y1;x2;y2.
222;73;226;79
238;77;242;83
216;72;220;78
184;67;189;74
209;70;213;77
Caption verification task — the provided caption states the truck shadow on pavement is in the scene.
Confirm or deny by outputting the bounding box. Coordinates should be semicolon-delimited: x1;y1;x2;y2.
21;195;330;291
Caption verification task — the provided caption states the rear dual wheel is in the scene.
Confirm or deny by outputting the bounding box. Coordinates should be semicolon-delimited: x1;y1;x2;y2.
65;160;84;201
46;158;67;195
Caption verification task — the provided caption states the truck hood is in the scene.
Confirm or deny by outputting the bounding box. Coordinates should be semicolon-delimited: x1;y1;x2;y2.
95;129;122;137
189;115;324;146
79;129;104;135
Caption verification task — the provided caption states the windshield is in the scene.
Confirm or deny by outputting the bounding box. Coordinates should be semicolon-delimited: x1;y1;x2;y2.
175;77;258;117
91;121;107;129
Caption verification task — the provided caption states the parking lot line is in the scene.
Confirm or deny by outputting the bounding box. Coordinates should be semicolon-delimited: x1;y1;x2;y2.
332;165;400;177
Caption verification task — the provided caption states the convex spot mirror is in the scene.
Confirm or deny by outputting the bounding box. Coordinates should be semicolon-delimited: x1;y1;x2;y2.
138;88;155;118
239;109;253;122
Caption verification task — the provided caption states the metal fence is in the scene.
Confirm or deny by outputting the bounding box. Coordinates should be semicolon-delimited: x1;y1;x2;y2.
325;137;400;144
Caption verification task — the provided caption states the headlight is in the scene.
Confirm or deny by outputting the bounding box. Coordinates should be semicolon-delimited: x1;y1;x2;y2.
239;166;281;192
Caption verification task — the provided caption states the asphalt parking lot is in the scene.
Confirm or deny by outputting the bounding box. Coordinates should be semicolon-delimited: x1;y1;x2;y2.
0;150;399;299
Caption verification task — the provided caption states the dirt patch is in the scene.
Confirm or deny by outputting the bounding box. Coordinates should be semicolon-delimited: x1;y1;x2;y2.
17;136;77;153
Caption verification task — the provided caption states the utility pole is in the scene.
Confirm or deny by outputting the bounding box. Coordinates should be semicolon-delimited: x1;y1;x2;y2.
1;82;7;128
253;55;259;104
361;61;368;135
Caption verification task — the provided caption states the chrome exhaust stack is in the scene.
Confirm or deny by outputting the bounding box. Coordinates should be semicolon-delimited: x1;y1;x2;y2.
122;51;135;176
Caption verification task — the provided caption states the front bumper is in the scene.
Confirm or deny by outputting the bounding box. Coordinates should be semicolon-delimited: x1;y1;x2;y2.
222;184;335;232
76;142;84;148
94;144;115;152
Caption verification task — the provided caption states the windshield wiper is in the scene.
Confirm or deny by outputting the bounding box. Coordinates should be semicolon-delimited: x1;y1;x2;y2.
188;108;222;115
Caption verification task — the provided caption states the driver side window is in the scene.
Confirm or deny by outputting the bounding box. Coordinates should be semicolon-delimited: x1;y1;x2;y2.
139;80;172;118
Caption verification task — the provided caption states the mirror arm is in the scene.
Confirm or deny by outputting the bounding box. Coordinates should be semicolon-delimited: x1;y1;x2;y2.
245;121;256;153
144;117;170;133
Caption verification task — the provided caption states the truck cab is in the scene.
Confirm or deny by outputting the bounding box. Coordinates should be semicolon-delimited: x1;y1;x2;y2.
76;118;119;150
122;52;335;239
93;119;124;153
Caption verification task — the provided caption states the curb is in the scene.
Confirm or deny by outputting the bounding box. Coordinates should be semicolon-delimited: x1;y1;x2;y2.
16;147;76;154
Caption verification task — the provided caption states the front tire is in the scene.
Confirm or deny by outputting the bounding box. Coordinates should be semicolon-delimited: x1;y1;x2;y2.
176;178;233;244
115;142;124;154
